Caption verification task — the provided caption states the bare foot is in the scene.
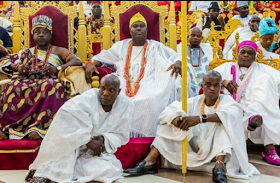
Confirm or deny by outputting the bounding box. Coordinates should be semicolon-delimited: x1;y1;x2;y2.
28;132;41;140
0;131;8;140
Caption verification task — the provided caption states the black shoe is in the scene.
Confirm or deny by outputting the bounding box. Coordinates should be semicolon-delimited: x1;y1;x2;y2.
123;160;158;175
212;168;228;183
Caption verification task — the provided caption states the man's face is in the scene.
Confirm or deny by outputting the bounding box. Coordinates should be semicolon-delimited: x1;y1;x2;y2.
260;34;274;49
209;8;220;19
202;76;221;100
249;16;260;32
237;46;256;67
129;21;147;42
33;27;52;47
238;5;249;17
92;3;102;17
188;29;202;47
99;80;120;106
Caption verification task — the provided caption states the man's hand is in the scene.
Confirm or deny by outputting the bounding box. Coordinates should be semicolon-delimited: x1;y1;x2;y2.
42;65;58;75
252;23;259;32
217;15;225;26
0;45;9;55
179;116;200;131
86;136;105;157
275;47;280;55
171;116;183;128
85;63;99;83
18;64;30;75
222;80;239;94
167;60;181;79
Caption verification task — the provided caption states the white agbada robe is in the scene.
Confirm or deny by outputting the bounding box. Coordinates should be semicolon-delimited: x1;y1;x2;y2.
214;62;280;146
223;27;256;59
256;42;280;59
152;94;260;179
177;43;213;97
29;88;134;183
92;39;181;137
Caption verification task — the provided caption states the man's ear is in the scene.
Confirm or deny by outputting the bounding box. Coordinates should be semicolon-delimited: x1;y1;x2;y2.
118;88;121;95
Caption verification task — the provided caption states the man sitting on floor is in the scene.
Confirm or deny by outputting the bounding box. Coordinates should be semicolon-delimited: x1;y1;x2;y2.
214;40;280;166
26;74;134;183
85;12;182;138
124;71;260;183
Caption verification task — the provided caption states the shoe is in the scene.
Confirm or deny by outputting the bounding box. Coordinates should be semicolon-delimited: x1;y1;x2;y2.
212;168;228;183
262;149;280;166
248;114;263;130
123;160;158;175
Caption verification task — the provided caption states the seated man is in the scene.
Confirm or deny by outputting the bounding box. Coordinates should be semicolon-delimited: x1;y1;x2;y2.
223;15;260;59
177;27;213;97
188;1;221;14
26;74;134;183
196;2;225;42
214;40;280;166
0;15;82;140
232;1;252;28
85;12;182;138
0;26;12;59
124;71;260;182
256;18;279;59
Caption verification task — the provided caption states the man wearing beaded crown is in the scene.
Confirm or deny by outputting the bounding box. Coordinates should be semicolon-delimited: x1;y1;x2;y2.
214;40;280;166
124;71;260;182
85;12;182;137
0;15;82;140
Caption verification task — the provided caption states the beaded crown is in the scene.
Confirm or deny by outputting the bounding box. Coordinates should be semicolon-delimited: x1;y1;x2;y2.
31;15;53;34
129;12;147;28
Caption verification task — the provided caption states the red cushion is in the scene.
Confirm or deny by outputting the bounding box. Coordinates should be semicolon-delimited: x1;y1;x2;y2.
28;6;69;49
115;137;160;169
119;5;160;42
0;140;42;170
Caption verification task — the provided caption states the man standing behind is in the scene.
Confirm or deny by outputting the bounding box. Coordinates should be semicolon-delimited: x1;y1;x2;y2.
232;1;252;28
26;74;135;183
196;2;225;42
223;15;260;59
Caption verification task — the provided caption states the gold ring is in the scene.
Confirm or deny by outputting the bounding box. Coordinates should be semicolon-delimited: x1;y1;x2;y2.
23;70;26;73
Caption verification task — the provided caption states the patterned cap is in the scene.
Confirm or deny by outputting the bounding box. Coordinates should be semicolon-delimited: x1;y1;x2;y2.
129;12;147;28
236;1;248;8
31;15;52;34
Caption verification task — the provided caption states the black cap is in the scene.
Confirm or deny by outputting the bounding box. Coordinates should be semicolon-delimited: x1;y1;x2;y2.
208;2;221;10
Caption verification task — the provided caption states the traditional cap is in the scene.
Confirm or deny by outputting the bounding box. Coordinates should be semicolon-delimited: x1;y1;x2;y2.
129;12;147;28
208;2;221;10
91;1;101;5
236;1;248;8
237;40;258;53
31;15;52;34
259;18;278;37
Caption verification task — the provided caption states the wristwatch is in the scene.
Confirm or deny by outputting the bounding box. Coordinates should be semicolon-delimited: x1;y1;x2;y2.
201;114;208;123
57;66;62;71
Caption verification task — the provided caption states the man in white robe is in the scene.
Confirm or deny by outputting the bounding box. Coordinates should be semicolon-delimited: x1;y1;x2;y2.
223;15;260;59
26;74;135;183
124;71;260;183
85;12;182;137
177;27;213;97
214;40;280;166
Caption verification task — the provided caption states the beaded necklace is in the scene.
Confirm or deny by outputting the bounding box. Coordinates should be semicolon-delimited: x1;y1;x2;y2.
124;41;148;97
188;44;201;82
31;44;52;71
200;96;220;115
